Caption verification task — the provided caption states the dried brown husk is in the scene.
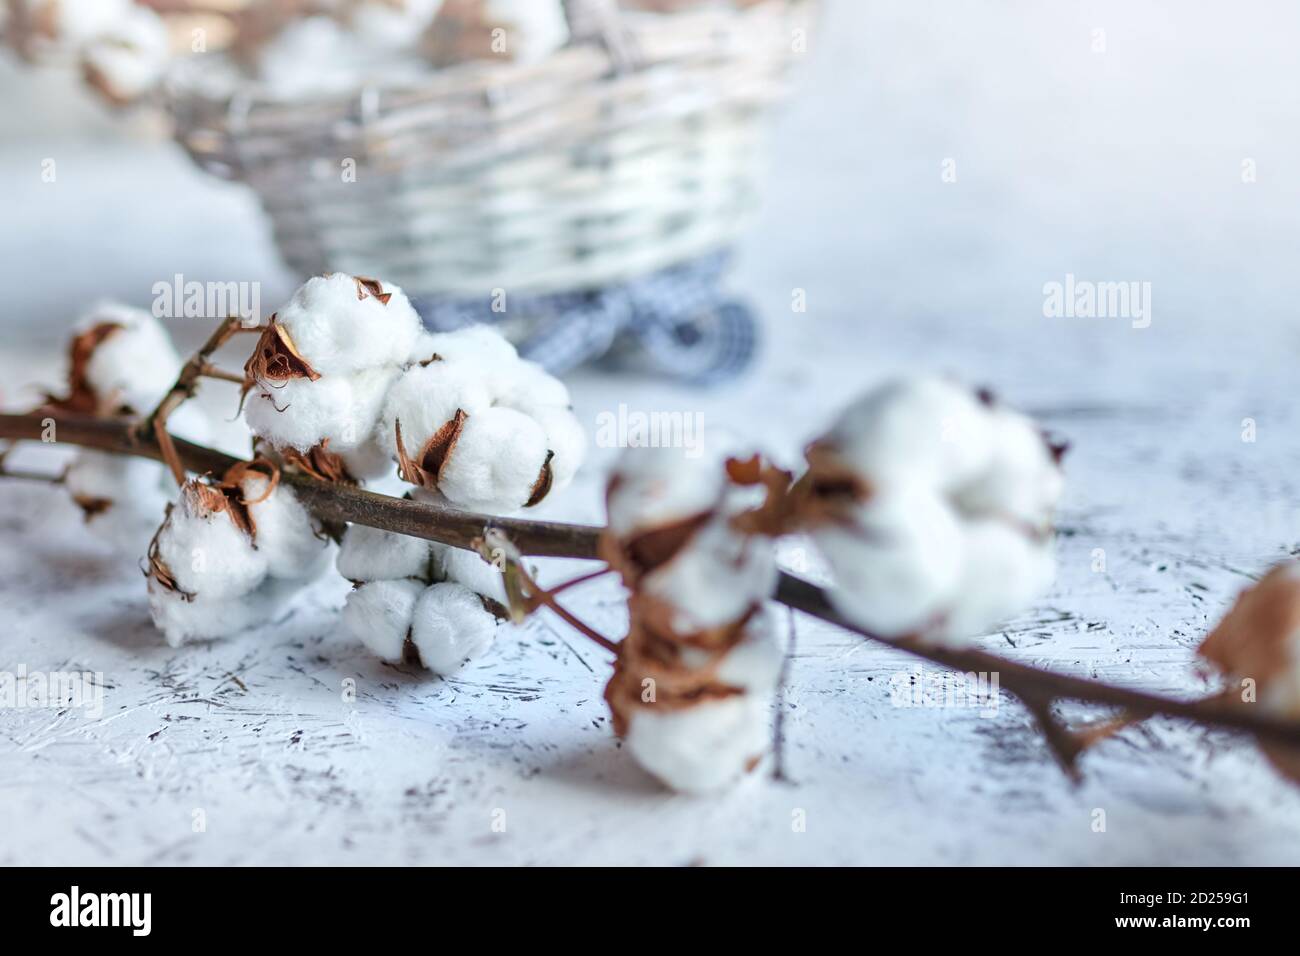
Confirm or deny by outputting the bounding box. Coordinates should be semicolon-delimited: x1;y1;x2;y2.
1197;564;1300;785
603;600;758;737
145;504;192;600
351;275;392;304
787;441;873;531
1198;563;1300;689
280;441;356;484
242;314;321;396
525;452;555;508
394;412;467;490
44;322;127;416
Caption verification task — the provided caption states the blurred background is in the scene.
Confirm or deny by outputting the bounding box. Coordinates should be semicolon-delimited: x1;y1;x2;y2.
4;0;1297;355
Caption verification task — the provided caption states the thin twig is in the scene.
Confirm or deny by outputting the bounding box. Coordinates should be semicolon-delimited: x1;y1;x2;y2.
139;316;254;486
3;409;1300;755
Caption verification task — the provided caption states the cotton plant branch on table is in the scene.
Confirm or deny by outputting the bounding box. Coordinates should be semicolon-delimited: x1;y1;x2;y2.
4;282;1300;794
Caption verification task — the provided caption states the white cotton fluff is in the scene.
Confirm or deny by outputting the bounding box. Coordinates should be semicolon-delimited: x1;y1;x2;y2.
823;377;994;493
624;608;786;794
408;325;520;370
625;695;772;795
436;545;507;606
483;0;569;63
380;325;584;509
81;4;170;104
529;404;587;490
808;377;1064;645
435;407;550;511
940;520;1056;640
153;494;268;600
239;474;332;582
64;450;171;552
817;485;966;639
643;514;777;633
341;578;424;663
378;359;494;455
347;0;444;49
952;406;1063;530
336;521;435;582
605;445;727;540
147;577;290;649
17;0;132;48
77;302;182;415
409;582;499;675
273;273;422;376
244;364;399;454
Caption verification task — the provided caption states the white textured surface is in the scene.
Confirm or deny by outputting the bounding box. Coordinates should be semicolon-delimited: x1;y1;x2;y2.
4;0;1300;865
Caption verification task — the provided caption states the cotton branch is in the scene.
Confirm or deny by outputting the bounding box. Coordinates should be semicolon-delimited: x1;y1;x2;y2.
137;316;258;486
3;409;1300;759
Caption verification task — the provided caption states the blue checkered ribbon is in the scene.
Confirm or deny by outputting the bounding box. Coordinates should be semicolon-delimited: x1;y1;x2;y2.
410;251;757;385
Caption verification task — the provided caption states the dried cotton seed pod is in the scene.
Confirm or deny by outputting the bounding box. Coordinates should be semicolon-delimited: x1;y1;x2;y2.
601;446;789;792
794;377;1064;645
144;464;330;646
381;325;585;512
1198;562;1300;783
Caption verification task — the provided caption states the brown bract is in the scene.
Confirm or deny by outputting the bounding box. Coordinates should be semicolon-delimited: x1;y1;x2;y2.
1199;563;1300;694
394;412;556;508
43;322;127;416
242;315;321;396
603;599;758;737
600;456;781;742
1199;563;1300;784
280;441;355;484
786;440;873;531
395;412;466;489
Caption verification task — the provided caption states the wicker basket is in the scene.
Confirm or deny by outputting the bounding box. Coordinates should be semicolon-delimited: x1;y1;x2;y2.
165;0;811;378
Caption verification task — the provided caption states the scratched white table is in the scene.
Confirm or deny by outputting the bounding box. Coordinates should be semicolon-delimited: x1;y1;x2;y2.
3;1;1300;865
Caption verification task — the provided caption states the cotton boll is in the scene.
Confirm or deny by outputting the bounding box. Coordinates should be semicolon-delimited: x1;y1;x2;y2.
341;578;424;663
15;0;132;51
244;365;399;454
436;545;507;605
348;0;443;49
643;516;777;633
814;487;965;638
336;438;394;482
379;359;494;460
528;404;586;491
713;607;788;695
77;303;181;415
624;695;770;794
154;491;268;599
408;582;499;674
274;273;421;375
484;0;569;63
492;358;571;411
147;576;299;648
239;475;331;582
824;377;994;492
605;445;727;540
938;520;1055;643
952;407;1062;529
65;451;171;552
336;522;434;582
408;324;520;371
81;5;170;105
436;407;550;511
